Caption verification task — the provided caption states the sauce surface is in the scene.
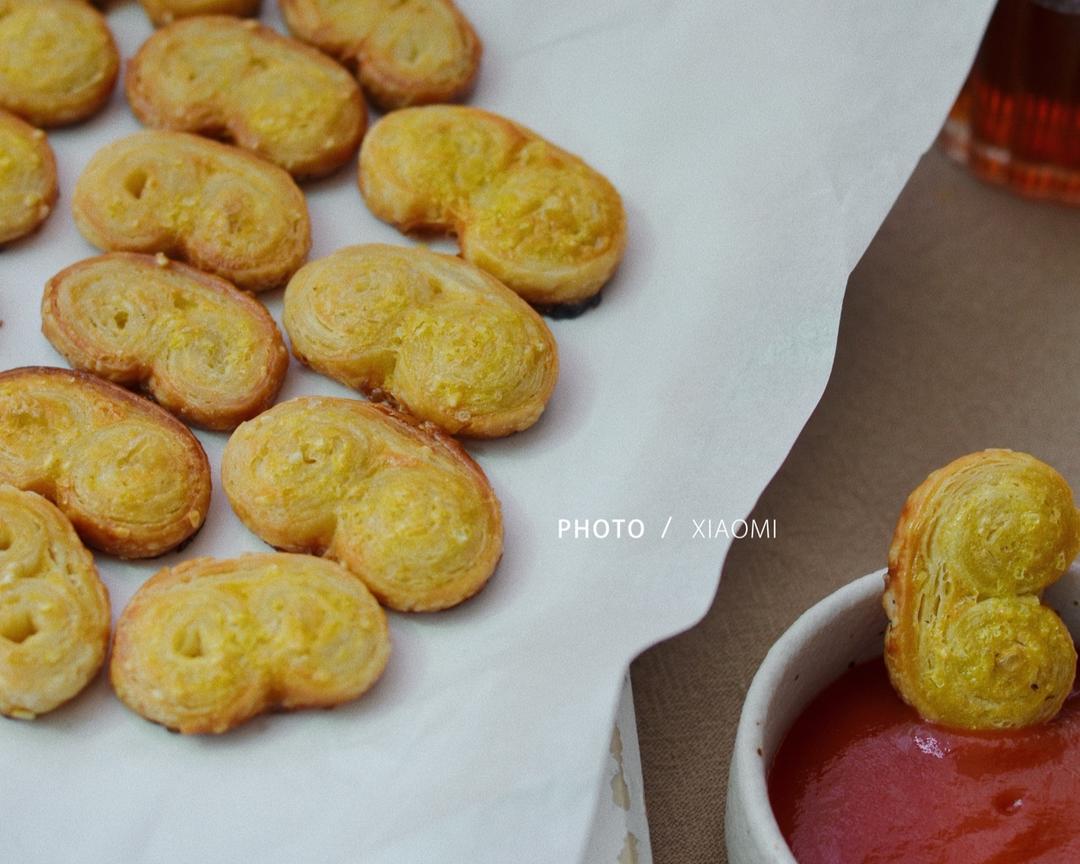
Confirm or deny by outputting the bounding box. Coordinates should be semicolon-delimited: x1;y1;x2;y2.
769;657;1080;863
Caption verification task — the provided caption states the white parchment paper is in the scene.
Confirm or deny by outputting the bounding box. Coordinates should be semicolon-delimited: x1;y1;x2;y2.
0;2;994;862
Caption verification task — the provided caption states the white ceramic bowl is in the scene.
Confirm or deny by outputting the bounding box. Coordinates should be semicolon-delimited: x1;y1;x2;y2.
725;566;1080;863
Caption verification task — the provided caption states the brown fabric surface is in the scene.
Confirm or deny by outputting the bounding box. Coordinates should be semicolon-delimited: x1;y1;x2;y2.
630;146;1080;864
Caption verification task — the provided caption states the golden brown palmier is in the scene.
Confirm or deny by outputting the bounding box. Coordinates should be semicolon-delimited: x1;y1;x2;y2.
283;244;558;437
359;106;626;307
280;0;480;111
0;485;110;719
127;16;366;178
0;110;57;245
0;367;211;559
0;0;119;127
222;397;502;611
73;131;311;292
43;253;288;431
885;449;1080;729
111;553;389;734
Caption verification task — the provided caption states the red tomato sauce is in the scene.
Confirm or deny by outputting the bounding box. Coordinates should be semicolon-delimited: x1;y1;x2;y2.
768;657;1080;863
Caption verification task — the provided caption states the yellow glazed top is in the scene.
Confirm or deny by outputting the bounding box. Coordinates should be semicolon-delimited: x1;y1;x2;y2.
0;0;118;127
0;368;211;559
222;397;503;611
359;106;626;306
884;449;1080;729
73;131;311;292
283;244;558;437
43;253;288;431
127;16;366;177
111;553;389;734
0;110;56;244
0;485;109;719
280;0;480;110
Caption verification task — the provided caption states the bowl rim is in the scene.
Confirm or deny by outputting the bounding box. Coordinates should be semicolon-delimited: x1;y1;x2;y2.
726;570;885;863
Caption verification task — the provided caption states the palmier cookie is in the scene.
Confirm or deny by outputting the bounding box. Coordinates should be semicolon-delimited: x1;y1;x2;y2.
0;485;109;719
359;106;626;308
885;450;1080;729
284;244;558;438
43;253;288;431
73;131;311;292
223;397;502;612
0;0;119;127
0;368;211;559
280;0;479;111
137;0;261;27
111;553;389;734
127;17;366;178
0;110;57;245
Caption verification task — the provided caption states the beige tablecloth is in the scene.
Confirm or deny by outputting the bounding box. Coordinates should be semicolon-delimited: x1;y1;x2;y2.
631;146;1080;863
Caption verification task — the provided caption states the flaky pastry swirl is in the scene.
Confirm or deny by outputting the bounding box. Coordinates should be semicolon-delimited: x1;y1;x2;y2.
0;485;109;719
280;0;480;111
359;106;626;307
222;397;502;611
111;553;389;734
73;131;311;292
0;368;211;559
0;0;119;128
283;244;558;437
884;450;1080;729
0;109;56;245
127;17;366;178
42;253;288;431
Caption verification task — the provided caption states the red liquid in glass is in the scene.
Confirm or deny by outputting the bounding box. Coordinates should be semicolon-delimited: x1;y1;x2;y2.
942;0;1080;203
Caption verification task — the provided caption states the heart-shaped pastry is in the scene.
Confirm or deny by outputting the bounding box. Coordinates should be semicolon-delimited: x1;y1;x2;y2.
885;449;1080;729
0;485;109;719
0;367;211;559
223;397;502;611
111;553;389;734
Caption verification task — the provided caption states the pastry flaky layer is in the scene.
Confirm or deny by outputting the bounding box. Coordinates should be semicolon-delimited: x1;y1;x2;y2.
111;553;390;734
0;485;110;719
283;244;558;438
359;106;626;307
0;367;211;559
0;0;119;128
127;16;367;178
136;0;262;27
42;253;289;431
280;0;480;111
0;109;57;245
222;397;503;612
885;449;1080;730
72;131;312;292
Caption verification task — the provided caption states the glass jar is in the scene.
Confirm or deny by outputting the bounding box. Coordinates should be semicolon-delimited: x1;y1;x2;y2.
941;0;1080;204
